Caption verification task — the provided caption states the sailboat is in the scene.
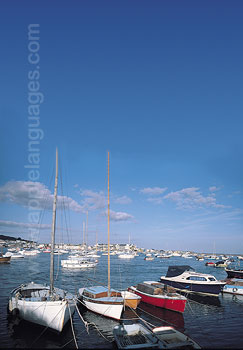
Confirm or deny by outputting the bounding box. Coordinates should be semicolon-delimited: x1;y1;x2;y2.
78;151;125;320
8;149;76;332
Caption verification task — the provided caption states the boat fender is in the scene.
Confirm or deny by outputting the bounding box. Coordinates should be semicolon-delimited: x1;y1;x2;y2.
233;288;238;293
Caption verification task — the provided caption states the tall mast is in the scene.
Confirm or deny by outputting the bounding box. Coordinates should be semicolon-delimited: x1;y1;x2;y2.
82;221;85;247
86;211;89;247
107;151;110;295
96;229;98;253
50;148;58;295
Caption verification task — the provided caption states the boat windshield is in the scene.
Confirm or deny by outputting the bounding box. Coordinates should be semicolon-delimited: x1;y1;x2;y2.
165;265;194;277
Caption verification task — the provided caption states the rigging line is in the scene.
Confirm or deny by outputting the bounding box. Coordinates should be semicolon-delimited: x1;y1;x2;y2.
60;338;75;348
62;161;72;246
59;166;71;246
35;164;55;243
55;250;60;281
62;160;72;245
87;321;114;343
68;302;78;349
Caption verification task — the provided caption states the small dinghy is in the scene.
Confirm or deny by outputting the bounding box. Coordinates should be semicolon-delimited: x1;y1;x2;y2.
113;323;201;349
120;291;141;309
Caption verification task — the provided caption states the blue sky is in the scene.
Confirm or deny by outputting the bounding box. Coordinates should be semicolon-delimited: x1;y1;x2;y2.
0;1;242;253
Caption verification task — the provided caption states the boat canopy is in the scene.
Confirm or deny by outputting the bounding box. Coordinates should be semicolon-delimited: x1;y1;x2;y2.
166;265;194;277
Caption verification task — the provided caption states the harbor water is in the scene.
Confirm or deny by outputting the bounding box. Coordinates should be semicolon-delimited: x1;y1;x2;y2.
1;253;243;348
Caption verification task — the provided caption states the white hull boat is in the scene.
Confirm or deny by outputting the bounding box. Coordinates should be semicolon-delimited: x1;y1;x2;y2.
5;252;24;259
118;253;135;259
79;286;124;320
8;282;76;332
78;152;125;321
8;150;76;332
61;259;97;268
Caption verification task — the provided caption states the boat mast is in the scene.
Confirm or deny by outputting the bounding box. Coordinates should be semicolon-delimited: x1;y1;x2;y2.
50;148;58;295
86;210;88;247
107;151;110;296
82;221;85;247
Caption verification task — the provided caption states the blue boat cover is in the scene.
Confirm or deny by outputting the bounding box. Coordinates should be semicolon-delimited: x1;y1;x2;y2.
166;265;194;277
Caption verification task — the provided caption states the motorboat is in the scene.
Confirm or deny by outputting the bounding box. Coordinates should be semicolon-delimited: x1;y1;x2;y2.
225;267;243;279
214;260;228;268
118;252;135;259
128;281;187;313
222;279;243;295
61;258;97;268
160;265;226;296
113;322;201;349
4;251;24;259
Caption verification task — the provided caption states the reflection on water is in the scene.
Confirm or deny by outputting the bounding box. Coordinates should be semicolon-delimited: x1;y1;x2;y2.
186;293;222;307
80;305;119;340
7;314;76;349
137;302;185;331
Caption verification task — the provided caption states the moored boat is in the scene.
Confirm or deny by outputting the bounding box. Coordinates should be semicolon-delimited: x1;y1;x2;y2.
8;282;75;332
128;281;187;313
225;267;243;279
222;279;243;295
61;258;97;268
160;265;225;296
78;286;124;320
120;290;141;309
214;260;228;268
144;256;154;261
78;152;125;320
0;254;11;263
8;149;76;332
113;322;201;349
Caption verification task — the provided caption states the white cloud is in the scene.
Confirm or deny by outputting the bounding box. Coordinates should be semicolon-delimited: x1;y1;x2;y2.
114;195;132;204
0;220;51;230
140;187;167;196
147;197;163;204
0;181;82;213
209;186;221;192
164;187;230;210
80;189;106;211
103;210;134;222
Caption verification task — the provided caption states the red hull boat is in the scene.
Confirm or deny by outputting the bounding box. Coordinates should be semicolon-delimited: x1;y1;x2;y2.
128;281;187;313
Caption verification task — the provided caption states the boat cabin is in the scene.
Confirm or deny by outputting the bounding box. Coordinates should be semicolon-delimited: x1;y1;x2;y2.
165;265;194;277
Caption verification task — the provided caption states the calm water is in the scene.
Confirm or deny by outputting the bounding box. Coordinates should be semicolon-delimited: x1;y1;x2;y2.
1;252;243;349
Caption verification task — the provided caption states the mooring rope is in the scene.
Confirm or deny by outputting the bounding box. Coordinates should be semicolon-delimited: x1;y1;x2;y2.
68;302;78;349
75;298;113;343
75;301;89;334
